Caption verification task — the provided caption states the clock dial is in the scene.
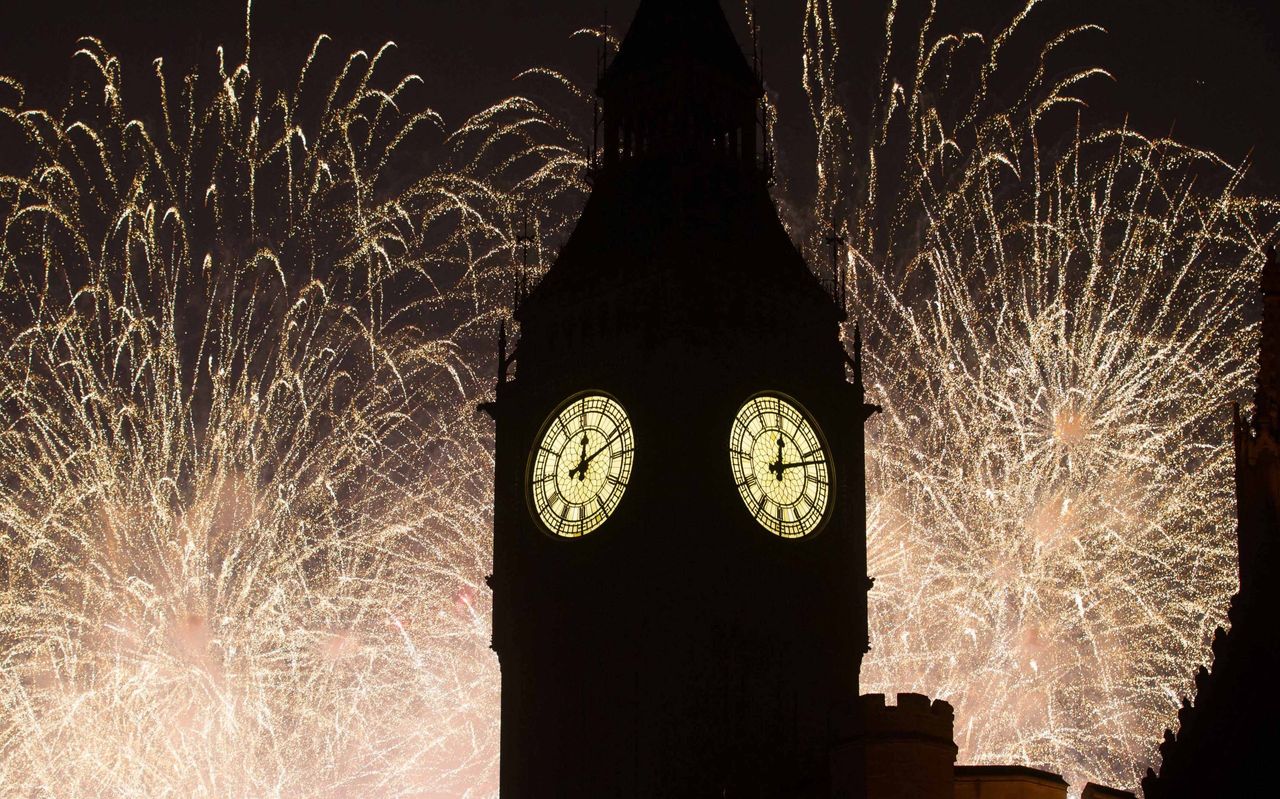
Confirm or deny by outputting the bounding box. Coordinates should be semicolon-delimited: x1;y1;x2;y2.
529;394;635;537
729;394;831;538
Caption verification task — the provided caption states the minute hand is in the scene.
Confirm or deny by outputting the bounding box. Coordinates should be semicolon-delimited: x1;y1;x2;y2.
581;429;624;466
776;459;825;471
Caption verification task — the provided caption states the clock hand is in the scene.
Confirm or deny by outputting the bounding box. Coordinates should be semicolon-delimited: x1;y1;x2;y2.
769;435;786;481
579;428;623;470
776;459;826;470
568;433;590;480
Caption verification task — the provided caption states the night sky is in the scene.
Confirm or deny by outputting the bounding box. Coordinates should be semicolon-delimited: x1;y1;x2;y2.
2;0;1277;193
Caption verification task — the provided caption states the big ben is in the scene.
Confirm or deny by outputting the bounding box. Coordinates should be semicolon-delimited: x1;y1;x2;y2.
486;1;876;795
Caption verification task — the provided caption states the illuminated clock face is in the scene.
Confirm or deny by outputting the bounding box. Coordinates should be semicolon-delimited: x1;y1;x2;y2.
729;394;831;538
529;394;635;537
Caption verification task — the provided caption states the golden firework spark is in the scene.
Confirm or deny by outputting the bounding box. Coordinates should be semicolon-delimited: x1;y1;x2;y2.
802;0;1280;792
1;2;1278;797
0;30;583;797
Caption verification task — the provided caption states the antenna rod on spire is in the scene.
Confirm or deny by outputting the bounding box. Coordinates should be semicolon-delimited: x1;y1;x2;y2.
825;226;847;313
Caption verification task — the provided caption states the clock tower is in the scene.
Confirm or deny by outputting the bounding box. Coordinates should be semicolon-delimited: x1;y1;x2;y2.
487;1;876;795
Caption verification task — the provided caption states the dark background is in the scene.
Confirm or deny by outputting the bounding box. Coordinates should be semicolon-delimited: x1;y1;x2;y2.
0;1;1277;195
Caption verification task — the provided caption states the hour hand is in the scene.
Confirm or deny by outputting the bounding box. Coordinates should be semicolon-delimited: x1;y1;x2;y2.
567;435;590;480
769;435;787;480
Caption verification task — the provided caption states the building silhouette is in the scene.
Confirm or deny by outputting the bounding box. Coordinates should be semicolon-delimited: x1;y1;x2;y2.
1140;248;1280;798
484;0;1262;795
487;1;871;794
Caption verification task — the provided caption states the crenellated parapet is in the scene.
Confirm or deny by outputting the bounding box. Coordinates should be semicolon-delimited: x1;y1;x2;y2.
832;692;1136;798
856;692;958;745
831;693;957;799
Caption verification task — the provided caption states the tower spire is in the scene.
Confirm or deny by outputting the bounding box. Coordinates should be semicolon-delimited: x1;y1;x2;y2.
1257;246;1280;437
597;0;761;171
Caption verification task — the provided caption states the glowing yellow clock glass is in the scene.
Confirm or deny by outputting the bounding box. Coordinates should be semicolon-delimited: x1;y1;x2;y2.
729;394;831;538
530;394;635;537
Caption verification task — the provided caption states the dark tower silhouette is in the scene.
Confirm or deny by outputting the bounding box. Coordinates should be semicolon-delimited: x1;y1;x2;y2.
486;1;875;795
1141;248;1280;798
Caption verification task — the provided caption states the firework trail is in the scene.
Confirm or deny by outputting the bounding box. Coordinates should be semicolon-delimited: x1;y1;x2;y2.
0;30;583;797
802;0;1280;791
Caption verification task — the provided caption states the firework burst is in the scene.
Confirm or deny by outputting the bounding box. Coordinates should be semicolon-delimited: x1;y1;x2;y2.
801;0;1280;791
0;30;583;797
2;2;1278;797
